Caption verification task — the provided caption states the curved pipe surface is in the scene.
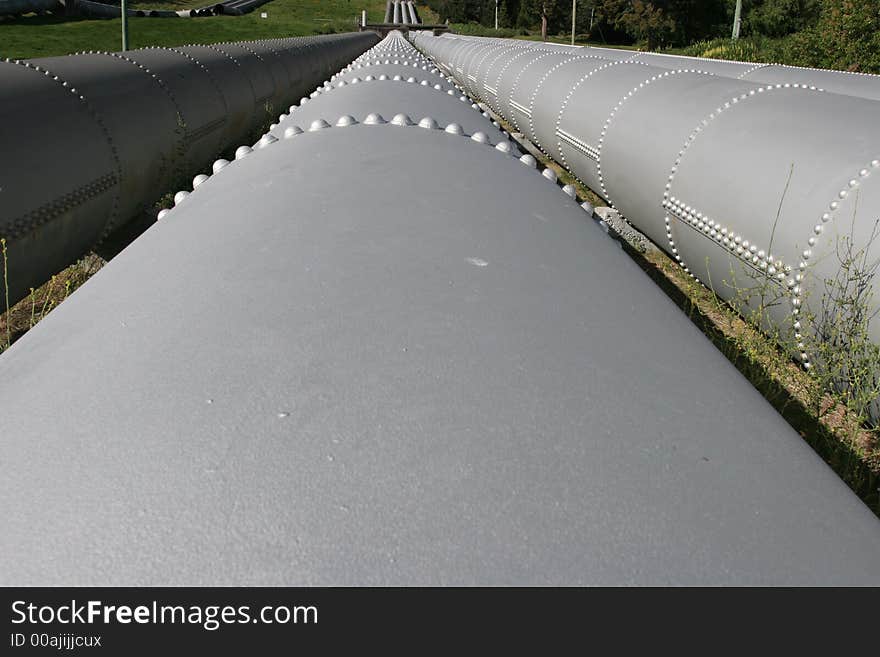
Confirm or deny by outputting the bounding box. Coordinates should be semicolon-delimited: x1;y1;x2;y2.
0;32;879;586
412;32;880;367
0;32;378;306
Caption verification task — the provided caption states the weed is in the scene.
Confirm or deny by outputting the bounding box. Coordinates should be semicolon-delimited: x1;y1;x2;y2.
2;238;9;350
0;251;105;354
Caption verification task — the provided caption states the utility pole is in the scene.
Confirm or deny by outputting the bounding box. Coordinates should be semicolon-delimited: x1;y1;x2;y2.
495;0;498;30
571;0;576;45
541;1;547;41
732;0;742;40
121;0;129;51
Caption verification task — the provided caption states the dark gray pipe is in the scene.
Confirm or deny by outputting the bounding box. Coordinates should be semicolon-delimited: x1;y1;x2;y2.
0;33;379;306
73;0;137;17
0;0;62;16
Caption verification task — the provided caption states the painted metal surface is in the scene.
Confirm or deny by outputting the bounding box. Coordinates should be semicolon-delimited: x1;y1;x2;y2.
412;32;880;365
0;32;379;306
437;35;880;102
1;33;879;586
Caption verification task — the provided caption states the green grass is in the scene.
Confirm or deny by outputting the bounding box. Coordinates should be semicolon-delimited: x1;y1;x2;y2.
0;0;391;59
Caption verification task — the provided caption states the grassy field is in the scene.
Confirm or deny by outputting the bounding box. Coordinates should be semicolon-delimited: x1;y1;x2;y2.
0;0;389;59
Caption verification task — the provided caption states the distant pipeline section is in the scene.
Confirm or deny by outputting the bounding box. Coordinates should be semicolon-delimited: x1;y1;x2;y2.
383;0;420;25
74;0;177;17
0;0;178;17
0;0;62;16
186;0;274;17
0;0;277;18
411;32;880;370
0;32;379;305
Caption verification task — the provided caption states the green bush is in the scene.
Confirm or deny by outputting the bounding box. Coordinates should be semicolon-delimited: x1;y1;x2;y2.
785;0;880;72
670;1;880;73
744;0;821;38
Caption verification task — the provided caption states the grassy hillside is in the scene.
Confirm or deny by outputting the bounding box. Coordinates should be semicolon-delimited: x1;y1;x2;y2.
0;0;390;59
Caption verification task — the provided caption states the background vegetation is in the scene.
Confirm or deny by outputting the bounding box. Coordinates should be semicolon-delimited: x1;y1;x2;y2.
427;0;880;72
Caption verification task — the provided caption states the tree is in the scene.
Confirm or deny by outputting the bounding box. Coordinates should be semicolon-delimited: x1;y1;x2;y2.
744;0;821;37
619;0;675;47
788;0;880;72
592;0;676;48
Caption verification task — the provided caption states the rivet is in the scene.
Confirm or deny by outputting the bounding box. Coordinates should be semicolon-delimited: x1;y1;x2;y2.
364;113;387;125
257;134;279;148
284;126;304;138
192;174;209;189
235;145;253;160
386;112;414;127
174;190;189;205
212;159;229;173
